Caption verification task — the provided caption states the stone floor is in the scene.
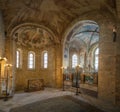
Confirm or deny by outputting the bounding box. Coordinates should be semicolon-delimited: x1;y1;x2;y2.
0;88;119;112
9;96;104;112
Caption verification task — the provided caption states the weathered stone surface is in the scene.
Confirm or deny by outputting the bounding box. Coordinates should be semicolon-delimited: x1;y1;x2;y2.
98;24;116;104
15;47;56;91
0;10;5;57
0;0;120;109
116;0;120;18
98;72;115;103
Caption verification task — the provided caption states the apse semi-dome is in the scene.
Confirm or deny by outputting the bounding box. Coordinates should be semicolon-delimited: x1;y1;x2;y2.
13;26;55;49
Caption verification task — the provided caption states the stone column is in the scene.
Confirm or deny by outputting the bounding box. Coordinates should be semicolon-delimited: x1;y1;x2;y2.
0;10;5;57
0;10;6;96
54;44;62;88
116;0;120;18
98;23;116;104
116;23;120;105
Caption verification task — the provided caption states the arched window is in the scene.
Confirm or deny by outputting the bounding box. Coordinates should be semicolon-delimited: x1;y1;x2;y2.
72;54;77;68
16;49;22;68
43;51;48;68
94;48;99;71
28;51;35;69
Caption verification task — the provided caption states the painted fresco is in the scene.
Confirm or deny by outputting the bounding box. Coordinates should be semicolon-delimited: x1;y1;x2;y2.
1;0;115;36
13;27;53;49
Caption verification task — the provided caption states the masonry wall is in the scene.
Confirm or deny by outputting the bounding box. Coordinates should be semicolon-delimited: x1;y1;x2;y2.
0;10;6;96
116;22;120;105
15;46;56;91
98;24;116;104
0;10;5;57
54;44;62;88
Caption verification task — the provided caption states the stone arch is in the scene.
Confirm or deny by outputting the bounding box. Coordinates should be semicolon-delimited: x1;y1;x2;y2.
62;10;117;67
27;51;36;69
62;20;99;67
41;50;48;68
62;9;117;43
88;43;99;70
16;48;23;69
9;23;59;44
62;12;117;104
10;23;58;68
9;23;58;91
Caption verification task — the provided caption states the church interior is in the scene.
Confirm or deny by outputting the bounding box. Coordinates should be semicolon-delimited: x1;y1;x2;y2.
0;0;120;112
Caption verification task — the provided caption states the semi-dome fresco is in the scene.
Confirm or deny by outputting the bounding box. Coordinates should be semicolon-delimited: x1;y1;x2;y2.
13;26;54;49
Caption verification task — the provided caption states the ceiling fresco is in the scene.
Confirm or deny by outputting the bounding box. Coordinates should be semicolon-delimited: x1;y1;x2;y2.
0;0;116;37
13;27;54;49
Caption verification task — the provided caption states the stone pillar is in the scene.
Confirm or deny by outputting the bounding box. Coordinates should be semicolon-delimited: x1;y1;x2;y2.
116;0;120;18
54;44;62;88
98;24;116;104
5;36;12;63
0;10;5;57
0;10;6;96
116;23;120;105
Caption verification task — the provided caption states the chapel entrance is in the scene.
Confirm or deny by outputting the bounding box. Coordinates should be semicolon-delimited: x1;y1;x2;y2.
62;20;99;96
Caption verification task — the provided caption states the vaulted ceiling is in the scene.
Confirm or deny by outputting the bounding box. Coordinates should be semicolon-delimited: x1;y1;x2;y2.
66;20;99;52
0;0;117;40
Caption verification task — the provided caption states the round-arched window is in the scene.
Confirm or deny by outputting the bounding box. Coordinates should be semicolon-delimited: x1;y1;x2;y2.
94;48;99;71
72;54;77;68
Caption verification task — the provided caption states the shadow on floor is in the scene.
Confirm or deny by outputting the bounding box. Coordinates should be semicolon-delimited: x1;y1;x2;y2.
81;88;98;98
10;95;104;112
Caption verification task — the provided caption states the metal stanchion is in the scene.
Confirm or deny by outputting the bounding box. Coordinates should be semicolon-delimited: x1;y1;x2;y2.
61;67;65;91
75;66;79;95
75;65;82;95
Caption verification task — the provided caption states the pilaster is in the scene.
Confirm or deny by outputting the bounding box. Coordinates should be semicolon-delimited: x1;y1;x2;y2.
98;23;116;104
54;44;62;88
116;22;120;105
0;10;5;57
